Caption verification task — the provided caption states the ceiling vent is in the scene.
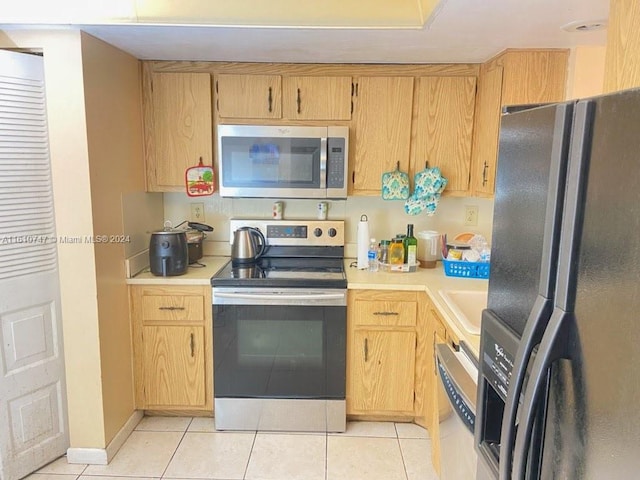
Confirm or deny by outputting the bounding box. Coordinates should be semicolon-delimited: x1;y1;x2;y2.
561;20;607;33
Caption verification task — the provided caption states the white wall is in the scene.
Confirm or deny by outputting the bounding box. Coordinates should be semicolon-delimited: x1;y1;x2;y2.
0;29;149;451
163;193;494;257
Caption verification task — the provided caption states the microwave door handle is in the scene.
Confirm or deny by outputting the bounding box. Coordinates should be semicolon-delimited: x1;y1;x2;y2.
320;137;327;188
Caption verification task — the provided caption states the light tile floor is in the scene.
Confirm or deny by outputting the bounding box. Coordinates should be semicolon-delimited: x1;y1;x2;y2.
28;417;439;480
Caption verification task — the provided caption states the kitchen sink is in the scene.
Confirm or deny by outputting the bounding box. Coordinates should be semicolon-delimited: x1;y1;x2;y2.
438;289;488;335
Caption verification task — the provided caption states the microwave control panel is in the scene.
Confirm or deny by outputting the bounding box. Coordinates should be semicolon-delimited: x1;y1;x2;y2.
327;138;346;189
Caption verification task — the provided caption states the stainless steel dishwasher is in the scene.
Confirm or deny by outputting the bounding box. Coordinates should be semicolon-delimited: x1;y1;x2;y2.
436;341;491;480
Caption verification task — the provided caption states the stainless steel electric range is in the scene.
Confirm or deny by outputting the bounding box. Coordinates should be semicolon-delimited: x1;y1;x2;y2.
211;219;347;433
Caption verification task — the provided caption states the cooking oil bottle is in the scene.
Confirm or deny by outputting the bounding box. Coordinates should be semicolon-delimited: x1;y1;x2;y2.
404;224;418;266
389;238;405;264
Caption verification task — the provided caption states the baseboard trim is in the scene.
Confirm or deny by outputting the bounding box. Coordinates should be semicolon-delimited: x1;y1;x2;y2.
66;410;143;465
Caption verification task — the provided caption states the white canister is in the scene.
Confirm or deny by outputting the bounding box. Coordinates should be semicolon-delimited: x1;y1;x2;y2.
417;230;441;268
272;201;283;220
317;201;328;220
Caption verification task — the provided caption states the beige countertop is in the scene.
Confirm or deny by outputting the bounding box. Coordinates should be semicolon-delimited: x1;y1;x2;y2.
126;255;486;358
126;256;229;285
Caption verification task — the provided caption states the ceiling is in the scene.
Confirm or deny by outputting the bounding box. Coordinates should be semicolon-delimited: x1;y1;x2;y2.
1;0;610;63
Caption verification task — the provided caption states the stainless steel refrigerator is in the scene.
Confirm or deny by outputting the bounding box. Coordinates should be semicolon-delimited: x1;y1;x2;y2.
476;88;640;480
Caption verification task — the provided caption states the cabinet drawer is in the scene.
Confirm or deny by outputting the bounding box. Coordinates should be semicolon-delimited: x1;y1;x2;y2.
353;300;417;327
141;294;205;322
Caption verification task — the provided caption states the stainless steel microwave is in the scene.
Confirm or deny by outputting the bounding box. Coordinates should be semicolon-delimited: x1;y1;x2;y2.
217;125;349;199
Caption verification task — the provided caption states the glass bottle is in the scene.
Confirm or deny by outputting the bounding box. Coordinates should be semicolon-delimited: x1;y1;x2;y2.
378;240;390;265
404;224;418;266
389;238;405;264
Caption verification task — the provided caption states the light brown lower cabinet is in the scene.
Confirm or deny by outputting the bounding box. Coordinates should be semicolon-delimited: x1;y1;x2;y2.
347;290;424;417
350;329;416;413
130;285;213;412
142;325;205;407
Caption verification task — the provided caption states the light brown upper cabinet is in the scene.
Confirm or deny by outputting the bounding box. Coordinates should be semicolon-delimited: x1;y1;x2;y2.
282;76;352;120
351;76;414;195
471;49;569;196
216;74;282;119
498;50;569;106
470;66;504;196
411;76;477;195
145;72;213;192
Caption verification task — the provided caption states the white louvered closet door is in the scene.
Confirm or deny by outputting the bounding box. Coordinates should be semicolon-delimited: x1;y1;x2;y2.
0;50;69;480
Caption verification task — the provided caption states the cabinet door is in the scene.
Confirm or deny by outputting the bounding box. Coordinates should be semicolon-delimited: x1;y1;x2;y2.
470;66;504;196
351;77;414;195
148;72;212;191
142;325;206;408
350;329;416;413
216;74;282;119
412;76;477;195
499;50;569;106
282;76;352;120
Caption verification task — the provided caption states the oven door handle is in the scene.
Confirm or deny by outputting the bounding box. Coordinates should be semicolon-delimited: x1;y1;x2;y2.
213;291;346;301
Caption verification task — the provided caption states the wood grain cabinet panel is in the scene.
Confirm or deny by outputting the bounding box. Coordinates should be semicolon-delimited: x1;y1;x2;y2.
142;326;206;408
411;76;477;195
216;74;282;119
282;76;352;120
347;289;420;416
352;300;417;327
130;285;213;412
350;330;416;413
146;72;212;191
471;66;504;197
141;294;205;322
470;49;568;197
499;50;569;106
351;76;414;195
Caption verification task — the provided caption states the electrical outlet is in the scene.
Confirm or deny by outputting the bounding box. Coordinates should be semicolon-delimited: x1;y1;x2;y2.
464;205;479;226
190;203;205;222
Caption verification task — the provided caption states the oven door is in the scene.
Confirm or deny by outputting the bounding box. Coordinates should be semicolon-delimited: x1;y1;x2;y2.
213;288;346;400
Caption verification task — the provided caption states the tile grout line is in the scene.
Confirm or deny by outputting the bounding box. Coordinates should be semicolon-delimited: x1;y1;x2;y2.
159;417;194;479
241;431;258;480
395;423;411;480
324;432;329;480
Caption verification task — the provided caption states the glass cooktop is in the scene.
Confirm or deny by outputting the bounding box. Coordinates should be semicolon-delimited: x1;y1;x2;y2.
211;257;346;288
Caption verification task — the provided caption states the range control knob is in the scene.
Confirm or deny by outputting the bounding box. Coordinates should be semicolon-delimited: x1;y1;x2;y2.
314;228;323;237
328;228;337;237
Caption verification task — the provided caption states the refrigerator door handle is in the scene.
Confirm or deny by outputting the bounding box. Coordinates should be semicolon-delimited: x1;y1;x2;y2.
498;296;553;480
511;310;571;480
